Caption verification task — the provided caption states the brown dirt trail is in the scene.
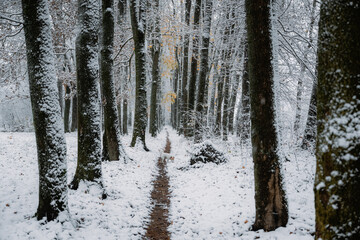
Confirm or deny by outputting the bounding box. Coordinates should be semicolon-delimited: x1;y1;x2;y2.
145;134;171;240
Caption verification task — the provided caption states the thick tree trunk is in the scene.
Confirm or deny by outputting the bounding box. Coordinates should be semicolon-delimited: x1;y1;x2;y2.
246;0;288;231
22;0;68;221
100;0;129;162
129;0;149;151
187;0;201;137
70;0;105;194
149;0;161;137
180;0;191;135
194;0;212;143
315;1;360;239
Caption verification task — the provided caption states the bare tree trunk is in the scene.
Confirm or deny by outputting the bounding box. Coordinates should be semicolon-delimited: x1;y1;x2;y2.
301;79;316;150
180;0;191;135
22;0;68;221
123;96;128;134
315;1;360;238
149;0;161;137
228;74;240;134
215;67;224;136
71;93;78;131
187;0;201;137
129;0;149;151
70;0;105;196
194;0;212;143
246;0;288;231
64;83;71;132
238;43;250;145
100;0;130;162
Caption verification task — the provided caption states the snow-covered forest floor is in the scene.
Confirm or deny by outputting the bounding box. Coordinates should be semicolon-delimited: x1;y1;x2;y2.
0;127;315;239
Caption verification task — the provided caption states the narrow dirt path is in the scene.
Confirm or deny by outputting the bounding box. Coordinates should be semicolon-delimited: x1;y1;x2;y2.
145;133;172;240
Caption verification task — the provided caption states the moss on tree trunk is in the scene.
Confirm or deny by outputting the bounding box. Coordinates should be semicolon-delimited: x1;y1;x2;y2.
315;1;360;239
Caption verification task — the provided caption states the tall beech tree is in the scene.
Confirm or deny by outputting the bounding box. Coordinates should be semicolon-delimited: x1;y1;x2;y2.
100;0;130;162
22;0;68;221
129;0;149;151
194;0;213;142
180;0;191;135
246;0;288;231
187;0;201;137
70;0;105;194
315;1;360;238
149;0;161;137
238;42;250;145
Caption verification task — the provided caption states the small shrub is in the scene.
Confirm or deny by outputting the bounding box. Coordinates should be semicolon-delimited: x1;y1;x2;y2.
190;140;227;165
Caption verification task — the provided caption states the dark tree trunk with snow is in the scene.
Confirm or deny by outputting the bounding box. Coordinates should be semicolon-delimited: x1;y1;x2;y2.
301;79;316;150
71;90;78;132
222;66;230;141
57;79;63;115
123;98;128;134
238;43;250;144
129;0;148;151
315;1;360;239
180;0;191;135
100;0;129;162
215;68;224;136
246;0;288;231
149;0;161;137
70;0;105;192
194;0;212;143
187;0;201;137
22;0;68;221
64;84;71;132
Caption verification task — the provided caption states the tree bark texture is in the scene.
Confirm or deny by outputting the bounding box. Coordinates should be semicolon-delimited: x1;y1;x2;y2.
187;0;201;137
71;93;78;132
64;83;71;132
238;43;250;145
194;0;212;143
315;1;360;239
246;0;288;231
70;0;104;191
129;0;149;151
301;79;316;150
180;0;191;135
22;0;68;221
149;0;161;137
123;98;128;134
215;67;224;136
100;0;129;162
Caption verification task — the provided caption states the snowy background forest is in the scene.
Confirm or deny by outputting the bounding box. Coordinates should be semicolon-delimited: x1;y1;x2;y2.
1;0;359;239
